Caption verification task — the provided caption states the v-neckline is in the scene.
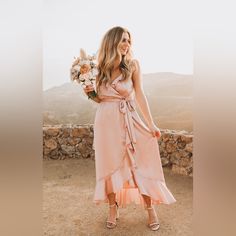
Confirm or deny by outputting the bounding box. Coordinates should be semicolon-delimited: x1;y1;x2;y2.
111;73;122;83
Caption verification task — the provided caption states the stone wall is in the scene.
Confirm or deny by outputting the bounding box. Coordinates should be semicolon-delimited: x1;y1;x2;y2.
43;125;193;177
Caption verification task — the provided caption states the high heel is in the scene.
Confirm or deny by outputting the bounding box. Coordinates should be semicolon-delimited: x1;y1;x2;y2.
106;201;119;229
146;206;160;231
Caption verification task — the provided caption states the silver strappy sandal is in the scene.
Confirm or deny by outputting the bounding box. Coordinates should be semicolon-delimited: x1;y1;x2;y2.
146;206;160;231
106;201;119;229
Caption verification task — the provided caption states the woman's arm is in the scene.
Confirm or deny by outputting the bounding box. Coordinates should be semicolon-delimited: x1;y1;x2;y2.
131;59;155;127
83;85;101;103
131;59;161;138
90;95;101;103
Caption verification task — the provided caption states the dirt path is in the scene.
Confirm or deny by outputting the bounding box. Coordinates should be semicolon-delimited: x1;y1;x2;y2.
43;159;193;236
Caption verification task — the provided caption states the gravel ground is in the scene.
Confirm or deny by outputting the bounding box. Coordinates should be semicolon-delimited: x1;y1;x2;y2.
43;159;193;236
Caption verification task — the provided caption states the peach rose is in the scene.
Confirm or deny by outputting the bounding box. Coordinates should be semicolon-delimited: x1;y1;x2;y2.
80;64;91;74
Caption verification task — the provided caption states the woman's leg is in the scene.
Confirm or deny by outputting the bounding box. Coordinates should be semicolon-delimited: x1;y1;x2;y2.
142;194;159;224
107;192;117;222
107;192;116;205
142;194;152;207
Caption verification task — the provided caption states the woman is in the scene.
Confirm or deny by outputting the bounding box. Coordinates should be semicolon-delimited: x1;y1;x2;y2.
84;26;176;231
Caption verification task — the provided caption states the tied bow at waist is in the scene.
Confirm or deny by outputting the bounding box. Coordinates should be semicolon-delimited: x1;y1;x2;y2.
100;97;138;169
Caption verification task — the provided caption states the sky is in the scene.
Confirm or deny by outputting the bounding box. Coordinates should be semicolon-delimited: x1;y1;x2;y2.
43;0;193;91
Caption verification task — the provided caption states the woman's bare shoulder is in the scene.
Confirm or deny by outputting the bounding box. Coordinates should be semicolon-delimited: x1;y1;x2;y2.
130;59;141;86
130;59;140;74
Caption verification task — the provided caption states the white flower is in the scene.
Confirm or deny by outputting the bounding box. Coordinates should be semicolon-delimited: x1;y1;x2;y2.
80;73;89;81
73;65;81;71
88;71;93;77
84;78;92;86
91;68;98;76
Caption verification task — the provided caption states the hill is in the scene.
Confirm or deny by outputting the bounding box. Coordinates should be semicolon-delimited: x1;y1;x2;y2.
43;72;193;131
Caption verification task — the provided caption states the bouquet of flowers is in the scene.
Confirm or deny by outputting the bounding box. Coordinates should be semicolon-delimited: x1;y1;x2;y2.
70;48;98;99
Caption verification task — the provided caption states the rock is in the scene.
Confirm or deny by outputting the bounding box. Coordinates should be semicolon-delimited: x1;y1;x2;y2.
61;145;75;155
185;143;193;153
173;135;182;142
162;151;168;158
71;127;90;137
181;135;193;144
162;133;170;142
49;150;60;160
160;142;166;148
44;148;51;155
86;137;94;145
75;152;82;159
186;166;193;175
45;139;57;150
166;142;177;153
177;141;186;149
58;138;67;146
82;152;91;158
179;157;190;167
45;128;60;137
172;164;188;175
161;157;170;167
61;128;70;138
68;137;79;146
170;152;181;165
76;140;88;154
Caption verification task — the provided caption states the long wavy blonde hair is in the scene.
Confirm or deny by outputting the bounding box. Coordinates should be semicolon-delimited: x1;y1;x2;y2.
96;26;134;94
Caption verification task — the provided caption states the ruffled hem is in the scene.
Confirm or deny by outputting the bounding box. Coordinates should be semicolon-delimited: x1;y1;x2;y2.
93;157;177;209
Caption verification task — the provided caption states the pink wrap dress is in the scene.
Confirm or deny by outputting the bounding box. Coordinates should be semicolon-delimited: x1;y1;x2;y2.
93;74;176;208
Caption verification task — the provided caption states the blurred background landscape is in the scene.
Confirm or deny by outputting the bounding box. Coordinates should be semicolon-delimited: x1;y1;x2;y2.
43;72;193;132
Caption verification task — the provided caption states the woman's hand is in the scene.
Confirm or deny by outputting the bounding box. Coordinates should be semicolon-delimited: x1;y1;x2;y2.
82;84;101;103
148;123;161;139
83;84;95;96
